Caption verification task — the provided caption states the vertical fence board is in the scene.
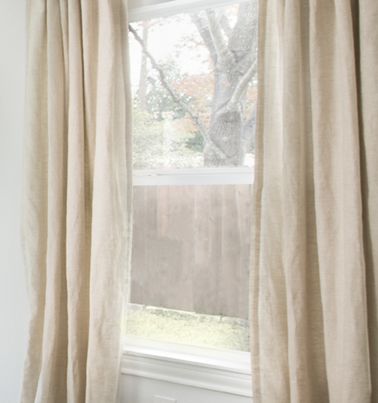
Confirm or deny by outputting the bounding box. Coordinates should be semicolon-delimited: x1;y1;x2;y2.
221;185;241;318
145;186;159;304
162;185;195;312
208;185;224;316
130;186;146;304
236;184;252;319
193;185;213;314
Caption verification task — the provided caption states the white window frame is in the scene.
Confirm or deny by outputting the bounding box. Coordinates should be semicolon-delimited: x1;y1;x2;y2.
133;167;254;186
128;0;252;22
124;1;253;398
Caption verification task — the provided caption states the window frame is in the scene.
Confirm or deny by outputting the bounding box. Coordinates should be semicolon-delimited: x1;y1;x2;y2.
128;0;252;22
124;1;254;397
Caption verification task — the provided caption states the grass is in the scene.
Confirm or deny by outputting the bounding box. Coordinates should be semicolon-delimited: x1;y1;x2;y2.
126;304;250;352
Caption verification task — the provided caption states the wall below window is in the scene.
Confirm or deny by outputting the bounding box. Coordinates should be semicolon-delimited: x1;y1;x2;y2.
0;1;29;401
121;336;253;403
121;375;252;403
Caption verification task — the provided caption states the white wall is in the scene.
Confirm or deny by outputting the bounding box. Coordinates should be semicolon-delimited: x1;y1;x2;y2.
0;1;29;401
121;375;252;403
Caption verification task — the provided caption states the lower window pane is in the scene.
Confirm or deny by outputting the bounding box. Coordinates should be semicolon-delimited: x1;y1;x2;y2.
126;183;252;352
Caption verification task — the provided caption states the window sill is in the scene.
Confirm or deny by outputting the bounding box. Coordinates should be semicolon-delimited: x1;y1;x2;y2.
122;335;252;397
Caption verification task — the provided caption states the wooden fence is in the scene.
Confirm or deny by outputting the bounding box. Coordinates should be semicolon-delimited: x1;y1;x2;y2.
130;183;252;320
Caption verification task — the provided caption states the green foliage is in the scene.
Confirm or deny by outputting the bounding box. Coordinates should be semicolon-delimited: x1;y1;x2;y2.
132;108;164;169
185;131;204;153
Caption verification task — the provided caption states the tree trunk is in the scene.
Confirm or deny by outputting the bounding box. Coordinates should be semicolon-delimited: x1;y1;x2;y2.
205;79;244;166
202;2;258;166
139;22;149;111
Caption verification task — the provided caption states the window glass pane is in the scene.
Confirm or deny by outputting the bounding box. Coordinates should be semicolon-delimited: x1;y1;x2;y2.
126;0;257;352
129;1;257;169
128;183;252;351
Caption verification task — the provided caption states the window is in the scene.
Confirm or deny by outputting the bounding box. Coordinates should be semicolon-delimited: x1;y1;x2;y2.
125;0;257;354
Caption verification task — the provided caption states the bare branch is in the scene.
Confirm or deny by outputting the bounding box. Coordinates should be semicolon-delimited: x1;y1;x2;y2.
227;60;257;112
215;59;257;118
219;11;233;39
129;24;229;161
205;9;235;67
190;12;217;66
235;52;255;76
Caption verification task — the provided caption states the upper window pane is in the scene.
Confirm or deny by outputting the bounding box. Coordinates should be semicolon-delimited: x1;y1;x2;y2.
129;0;258;169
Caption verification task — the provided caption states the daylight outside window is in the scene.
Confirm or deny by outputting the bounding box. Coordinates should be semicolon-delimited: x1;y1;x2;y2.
126;0;258;352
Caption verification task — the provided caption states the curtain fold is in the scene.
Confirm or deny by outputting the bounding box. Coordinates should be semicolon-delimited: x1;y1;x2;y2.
251;0;378;402
20;0;132;402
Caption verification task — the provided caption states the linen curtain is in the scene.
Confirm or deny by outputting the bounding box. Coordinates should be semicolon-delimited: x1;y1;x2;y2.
20;0;132;402
251;0;378;402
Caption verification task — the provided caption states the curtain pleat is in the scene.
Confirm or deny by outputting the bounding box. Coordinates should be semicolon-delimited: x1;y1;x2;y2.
20;1;132;402
251;0;378;402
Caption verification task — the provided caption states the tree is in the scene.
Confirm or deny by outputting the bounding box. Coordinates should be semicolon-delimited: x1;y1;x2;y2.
138;21;149;111
144;59;193;121
129;0;258;167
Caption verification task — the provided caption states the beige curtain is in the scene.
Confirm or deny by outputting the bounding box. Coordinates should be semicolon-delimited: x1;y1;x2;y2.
251;0;378;402
20;0;132;402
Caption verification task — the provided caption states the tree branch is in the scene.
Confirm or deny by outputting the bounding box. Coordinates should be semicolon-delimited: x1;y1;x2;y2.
190;12;217;66
219;11;233;39
227;60;257;112
215;59;257;117
205;9;235;67
129;24;229;161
